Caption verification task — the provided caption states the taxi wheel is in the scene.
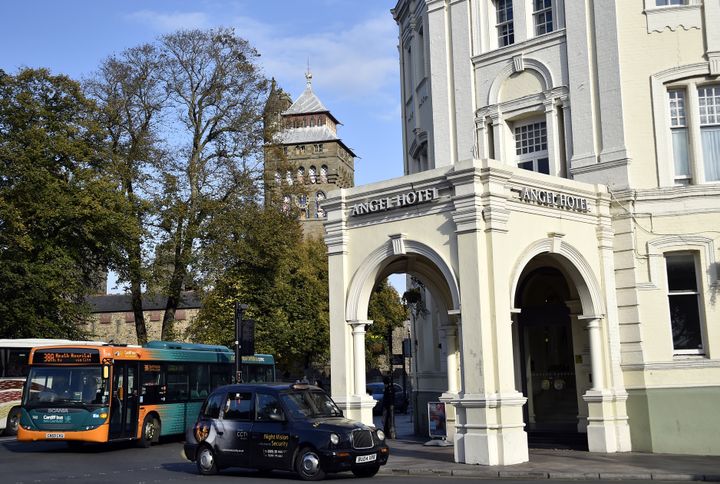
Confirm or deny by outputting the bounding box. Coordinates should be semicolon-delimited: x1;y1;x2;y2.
352;465;380;478
196;445;219;475
295;446;326;481
138;415;160;448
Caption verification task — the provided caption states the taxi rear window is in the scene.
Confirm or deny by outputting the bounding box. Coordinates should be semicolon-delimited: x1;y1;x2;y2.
224;392;253;420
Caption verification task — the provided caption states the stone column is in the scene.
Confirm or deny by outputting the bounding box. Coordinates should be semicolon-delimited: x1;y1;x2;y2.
440;320;460;442
447;160;528;466
348;320;375;424
585;317;605;391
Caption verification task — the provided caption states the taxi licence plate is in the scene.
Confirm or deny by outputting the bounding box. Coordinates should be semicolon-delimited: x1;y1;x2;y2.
46;433;65;439
355;454;377;464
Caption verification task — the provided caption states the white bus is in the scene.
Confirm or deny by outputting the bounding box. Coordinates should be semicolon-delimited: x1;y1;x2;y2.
0;339;104;436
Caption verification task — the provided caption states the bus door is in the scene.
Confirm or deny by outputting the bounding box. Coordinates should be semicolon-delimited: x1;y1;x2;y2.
109;362;139;439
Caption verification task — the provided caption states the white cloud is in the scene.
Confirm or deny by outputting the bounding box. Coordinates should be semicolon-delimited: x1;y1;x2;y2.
127;10;211;32
233;11;399;102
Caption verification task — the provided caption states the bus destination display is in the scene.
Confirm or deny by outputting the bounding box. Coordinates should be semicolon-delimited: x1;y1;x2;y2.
34;349;100;364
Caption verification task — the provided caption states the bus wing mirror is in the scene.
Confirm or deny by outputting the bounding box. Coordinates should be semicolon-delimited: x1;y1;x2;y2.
103;365;110;379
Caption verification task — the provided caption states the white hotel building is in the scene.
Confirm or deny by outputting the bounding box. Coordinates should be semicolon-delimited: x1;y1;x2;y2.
324;0;720;465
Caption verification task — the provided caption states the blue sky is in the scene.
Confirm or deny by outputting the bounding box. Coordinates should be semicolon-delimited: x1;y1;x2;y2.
1;0;407;293
0;0;403;186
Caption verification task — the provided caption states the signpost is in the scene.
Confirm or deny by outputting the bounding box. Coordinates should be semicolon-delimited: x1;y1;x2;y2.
234;302;248;383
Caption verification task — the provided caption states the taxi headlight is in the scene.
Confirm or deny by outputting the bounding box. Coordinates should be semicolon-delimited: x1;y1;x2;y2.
329;433;340;445
376;429;385;441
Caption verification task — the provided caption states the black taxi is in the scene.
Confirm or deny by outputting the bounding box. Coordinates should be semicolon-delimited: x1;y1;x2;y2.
184;383;389;480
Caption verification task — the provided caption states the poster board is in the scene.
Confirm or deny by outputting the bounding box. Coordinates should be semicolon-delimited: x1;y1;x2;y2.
427;401;447;438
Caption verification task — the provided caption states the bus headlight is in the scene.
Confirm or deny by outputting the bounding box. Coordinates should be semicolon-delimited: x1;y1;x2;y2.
329;433;339;445
376;429;385;441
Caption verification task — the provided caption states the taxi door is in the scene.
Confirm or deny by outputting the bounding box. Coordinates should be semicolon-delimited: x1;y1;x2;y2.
250;392;294;470
216;391;254;468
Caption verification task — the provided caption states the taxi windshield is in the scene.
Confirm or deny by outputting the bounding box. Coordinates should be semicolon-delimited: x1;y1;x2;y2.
281;390;342;418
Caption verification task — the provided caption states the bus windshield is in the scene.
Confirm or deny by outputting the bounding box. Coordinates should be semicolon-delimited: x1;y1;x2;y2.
24;367;108;407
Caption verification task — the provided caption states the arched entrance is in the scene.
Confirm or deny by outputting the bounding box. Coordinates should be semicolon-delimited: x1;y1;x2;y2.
514;262;588;448
339;236;461;438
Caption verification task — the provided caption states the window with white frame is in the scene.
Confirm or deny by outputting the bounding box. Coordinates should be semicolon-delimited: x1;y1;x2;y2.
665;253;704;354
698;85;720;181
665;83;720;184
668;89;691;184
308;166;317;184
285;170;293;186
495;0;514;47
297;166;305;184
274;171;281;186
533;0;553;35
515;120;549;174
655;0;687;5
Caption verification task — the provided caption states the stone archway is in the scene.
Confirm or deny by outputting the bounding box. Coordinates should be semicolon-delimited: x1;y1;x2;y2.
509;237;630;453
337;235;461;432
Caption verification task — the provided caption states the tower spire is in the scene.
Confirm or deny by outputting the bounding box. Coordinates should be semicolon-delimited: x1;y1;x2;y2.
306;58;312;88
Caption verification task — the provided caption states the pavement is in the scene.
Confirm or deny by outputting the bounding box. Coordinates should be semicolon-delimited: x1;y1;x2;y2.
375;413;720;481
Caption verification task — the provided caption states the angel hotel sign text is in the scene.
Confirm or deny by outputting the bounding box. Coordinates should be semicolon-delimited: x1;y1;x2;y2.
350;188;439;217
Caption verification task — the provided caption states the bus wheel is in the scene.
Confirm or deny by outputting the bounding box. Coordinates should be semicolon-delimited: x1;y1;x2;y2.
3;407;20;436
196;445;218;475
138;415;160;448
295;446;326;481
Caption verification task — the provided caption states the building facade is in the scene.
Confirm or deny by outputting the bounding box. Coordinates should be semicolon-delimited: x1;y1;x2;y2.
264;74;356;239
324;0;720;466
83;293;200;344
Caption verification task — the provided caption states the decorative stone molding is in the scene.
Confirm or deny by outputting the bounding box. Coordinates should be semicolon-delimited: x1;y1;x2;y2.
345;239;461;322
512;53;524;73
509;238;605;318
389;233;407;255
643;1;702;34
646;235;718;288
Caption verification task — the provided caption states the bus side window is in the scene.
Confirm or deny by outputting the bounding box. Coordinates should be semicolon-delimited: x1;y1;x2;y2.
166;364;189;402
189;364;210;400
141;364;162;404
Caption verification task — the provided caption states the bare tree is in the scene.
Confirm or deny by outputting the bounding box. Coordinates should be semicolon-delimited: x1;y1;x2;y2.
88;28;268;341
155;28;268;339
86;44;167;344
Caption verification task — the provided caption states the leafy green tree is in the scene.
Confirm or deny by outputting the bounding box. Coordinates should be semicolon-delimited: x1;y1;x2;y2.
188;200;330;378
0;68;131;338
367;279;408;368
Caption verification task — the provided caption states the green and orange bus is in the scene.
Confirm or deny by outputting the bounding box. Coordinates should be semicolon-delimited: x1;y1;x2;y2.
17;341;275;446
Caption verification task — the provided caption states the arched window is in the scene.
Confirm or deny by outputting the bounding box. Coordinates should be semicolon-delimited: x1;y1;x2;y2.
315;191;326;218
274;171;281;186
297;194;309;219
309;166;317;184
282;195;291;213
320;165;328;183
285;170;293;186
297;166;305;184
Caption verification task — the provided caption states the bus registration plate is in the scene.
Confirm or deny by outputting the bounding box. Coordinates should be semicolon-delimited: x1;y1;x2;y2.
46;433;65;439
355;454;376;464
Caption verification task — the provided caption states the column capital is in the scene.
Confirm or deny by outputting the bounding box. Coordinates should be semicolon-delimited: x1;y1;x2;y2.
348;320;373;331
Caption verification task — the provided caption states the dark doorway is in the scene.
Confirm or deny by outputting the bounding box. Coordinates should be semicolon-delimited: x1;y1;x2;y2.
516;267;586;450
